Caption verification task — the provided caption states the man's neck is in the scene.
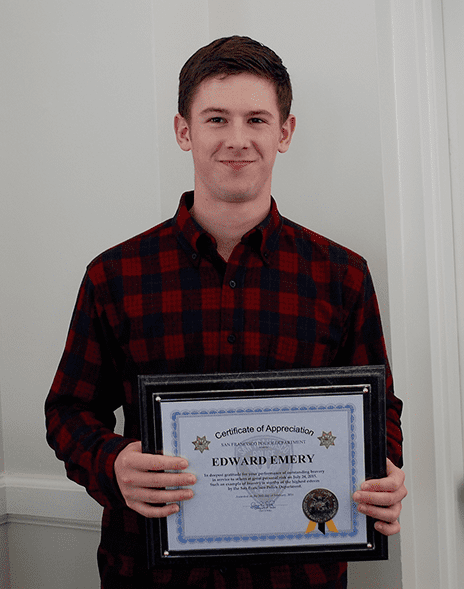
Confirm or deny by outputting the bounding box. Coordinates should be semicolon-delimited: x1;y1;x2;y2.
190;193;271;262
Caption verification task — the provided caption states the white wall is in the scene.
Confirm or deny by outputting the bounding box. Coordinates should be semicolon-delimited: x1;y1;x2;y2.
7;523;99;589
5;0;461;587
443;0;464;452
0;0;161;479
376;0;464;587
0;393;7;586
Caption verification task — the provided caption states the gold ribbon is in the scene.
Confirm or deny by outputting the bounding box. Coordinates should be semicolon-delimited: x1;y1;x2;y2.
326;519;338;532
305;519;338;534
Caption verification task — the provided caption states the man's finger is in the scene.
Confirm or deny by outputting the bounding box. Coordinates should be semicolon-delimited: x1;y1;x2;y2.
353;486;405;506
133;501;181;519
357;500;402;521
149;454;189;471
374;519;401;536
125;486;195;506
117;443;190;472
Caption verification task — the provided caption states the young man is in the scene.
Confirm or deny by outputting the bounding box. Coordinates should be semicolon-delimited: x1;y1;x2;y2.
46;36;406;588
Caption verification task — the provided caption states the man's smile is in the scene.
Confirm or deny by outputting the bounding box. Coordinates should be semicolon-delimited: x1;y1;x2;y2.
220;160;255;171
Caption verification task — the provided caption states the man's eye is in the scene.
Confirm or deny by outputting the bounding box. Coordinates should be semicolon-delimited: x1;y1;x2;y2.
209;117;225;123
250;118;264;124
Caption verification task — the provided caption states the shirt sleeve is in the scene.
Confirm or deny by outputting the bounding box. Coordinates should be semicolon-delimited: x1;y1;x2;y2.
333;260;403;468
45;269;137;509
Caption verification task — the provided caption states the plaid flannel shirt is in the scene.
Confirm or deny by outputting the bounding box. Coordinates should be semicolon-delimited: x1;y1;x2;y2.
46;192;403;588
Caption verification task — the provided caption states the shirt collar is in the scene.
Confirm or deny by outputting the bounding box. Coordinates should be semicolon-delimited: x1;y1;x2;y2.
173;191;283;266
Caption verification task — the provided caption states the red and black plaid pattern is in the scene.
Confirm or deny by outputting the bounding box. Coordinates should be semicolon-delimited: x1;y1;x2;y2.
46;192;402;588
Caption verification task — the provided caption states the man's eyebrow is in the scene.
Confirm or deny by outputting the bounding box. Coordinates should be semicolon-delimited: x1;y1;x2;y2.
199;107;274;118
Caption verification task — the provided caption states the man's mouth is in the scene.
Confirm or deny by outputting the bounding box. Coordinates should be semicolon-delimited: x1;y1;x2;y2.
220;161;254;171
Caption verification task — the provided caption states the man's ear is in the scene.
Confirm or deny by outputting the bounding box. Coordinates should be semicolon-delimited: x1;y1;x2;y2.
278;114;296;153
174;114;192;152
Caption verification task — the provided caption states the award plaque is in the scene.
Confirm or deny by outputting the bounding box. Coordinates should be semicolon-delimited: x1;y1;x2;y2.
138;366;387;568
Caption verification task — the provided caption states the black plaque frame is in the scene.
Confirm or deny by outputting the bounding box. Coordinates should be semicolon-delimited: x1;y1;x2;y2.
138;366;387;568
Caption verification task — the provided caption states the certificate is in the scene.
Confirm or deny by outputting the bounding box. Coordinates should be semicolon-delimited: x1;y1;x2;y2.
139;366;387;567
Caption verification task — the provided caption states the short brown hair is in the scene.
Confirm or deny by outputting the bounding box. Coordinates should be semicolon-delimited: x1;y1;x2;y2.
178;36;292;126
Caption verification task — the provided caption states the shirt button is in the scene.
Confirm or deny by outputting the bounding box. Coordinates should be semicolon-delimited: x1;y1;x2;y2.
191;253;197;260
227;334;236;344
229;280;236;289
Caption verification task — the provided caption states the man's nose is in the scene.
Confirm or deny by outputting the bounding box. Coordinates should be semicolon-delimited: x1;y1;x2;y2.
225;122;251;150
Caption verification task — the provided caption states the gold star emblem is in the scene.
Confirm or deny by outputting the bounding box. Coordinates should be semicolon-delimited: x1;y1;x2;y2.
192;435;211;453
318;431;336;449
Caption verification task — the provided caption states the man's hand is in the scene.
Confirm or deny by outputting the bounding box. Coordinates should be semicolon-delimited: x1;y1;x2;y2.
352;458;407;536
114;441;196;518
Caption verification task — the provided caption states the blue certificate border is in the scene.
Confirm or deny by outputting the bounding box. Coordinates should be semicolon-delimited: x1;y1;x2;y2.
165;400;363;546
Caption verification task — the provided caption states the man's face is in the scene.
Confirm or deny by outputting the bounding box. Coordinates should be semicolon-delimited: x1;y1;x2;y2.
175;73;295;205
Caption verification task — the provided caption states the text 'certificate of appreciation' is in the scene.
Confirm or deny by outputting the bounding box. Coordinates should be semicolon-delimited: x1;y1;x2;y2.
162;394;366;551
